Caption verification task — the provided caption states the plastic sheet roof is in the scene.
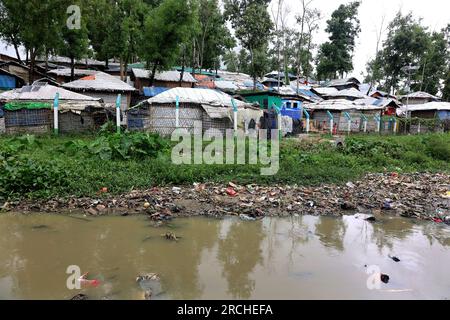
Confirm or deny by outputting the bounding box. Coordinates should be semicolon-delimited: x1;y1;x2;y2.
144;87;252;108
48;68;98;77
305;99;385;111
132;69;196;83
0;83;101;102
62;72;136;92
401;91;441;100
401;102;450;111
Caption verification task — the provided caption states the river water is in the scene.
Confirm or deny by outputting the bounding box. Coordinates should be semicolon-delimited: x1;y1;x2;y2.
0;214;449;300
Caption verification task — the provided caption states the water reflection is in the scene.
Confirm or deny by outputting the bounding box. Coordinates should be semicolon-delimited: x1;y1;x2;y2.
0;214;449;299
217;220;265;299
315;216;346;252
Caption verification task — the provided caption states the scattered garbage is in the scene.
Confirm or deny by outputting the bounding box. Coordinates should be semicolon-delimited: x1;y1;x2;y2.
79;272;101;288
239;214;256;221
380;274;390;284
136;273;161;300
9;173;449;222
389;255;401;262
163;232;179;241
70;294;88;300
340;202;356;210
31;225;50;230
100;187;108;193
226;187;238;197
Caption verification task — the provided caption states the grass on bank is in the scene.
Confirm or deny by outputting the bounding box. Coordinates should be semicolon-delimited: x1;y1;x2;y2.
0;130;449;200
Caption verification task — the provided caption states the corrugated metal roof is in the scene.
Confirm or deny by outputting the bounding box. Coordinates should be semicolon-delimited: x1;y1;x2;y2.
143;87;252;108
132;68;196;83
312;87;339;96
62;71;136;92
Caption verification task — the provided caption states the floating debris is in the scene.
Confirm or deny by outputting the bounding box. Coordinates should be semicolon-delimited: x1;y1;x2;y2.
389;255;401;262
162;232;179;241
70;294;88;300
380;274;390;284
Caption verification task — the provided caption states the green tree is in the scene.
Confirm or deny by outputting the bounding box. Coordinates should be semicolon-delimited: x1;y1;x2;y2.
196;0;235;72
141;0;199;85
58;0;90;81
316;1;360;80
378;12;430;93
224;0;273;90
0;0;65;83
0;0;23;61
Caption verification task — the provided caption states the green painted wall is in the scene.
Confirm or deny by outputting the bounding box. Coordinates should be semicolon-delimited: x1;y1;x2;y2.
243;93;282;110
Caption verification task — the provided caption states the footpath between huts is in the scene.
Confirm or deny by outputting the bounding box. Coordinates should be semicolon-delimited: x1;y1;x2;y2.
0;132;449;222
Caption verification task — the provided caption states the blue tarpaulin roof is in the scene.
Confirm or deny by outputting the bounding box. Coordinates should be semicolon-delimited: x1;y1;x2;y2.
0;75;16;90
143;86;169;97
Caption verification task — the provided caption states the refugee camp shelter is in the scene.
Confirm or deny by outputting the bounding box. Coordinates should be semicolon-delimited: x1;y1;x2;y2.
62;72;136;112
400;91;441;105
127;87;261;136
262;78;284;88
0;68;25;91
48;68;98;84
240;91;283;110
305;99;384;133
403;102;450;120
327;77;361;91
36;56;106;71
131;69;197;92
0;83;106;134
0;61;49;86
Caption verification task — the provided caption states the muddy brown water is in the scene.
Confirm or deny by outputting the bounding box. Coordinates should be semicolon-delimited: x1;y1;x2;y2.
0;214;449;300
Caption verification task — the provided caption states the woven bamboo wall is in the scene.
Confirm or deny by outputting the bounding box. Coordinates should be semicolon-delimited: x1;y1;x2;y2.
0;117;4;134
58;111;108;134
128;103;233;137
4;109;52;134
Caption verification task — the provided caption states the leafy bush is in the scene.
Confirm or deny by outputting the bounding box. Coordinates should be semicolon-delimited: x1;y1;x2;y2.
63;132;170;160
0;151;68;198
425;136;450;161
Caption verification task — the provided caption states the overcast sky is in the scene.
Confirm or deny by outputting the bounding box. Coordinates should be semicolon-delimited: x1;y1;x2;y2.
1;0;448;80
275;0;450;78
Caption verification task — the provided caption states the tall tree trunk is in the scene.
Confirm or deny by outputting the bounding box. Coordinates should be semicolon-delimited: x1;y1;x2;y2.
149;61;158;87
45;50;49;74
29;49;37;85
11;36;21;62
179;48;186;87
120;58;124;81
250;47;256;92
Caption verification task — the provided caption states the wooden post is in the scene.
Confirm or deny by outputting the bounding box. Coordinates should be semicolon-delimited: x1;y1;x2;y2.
53;92;59;135
116;94;121;134
175;95;180;128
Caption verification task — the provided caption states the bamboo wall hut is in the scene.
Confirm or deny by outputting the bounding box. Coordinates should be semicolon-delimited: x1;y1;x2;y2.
0;83;106;134
131;69;197;92
47;68;98;84
305;99;384;133
127;87;261;137
62;72;136;123
0;107;5;134
400;91;441;105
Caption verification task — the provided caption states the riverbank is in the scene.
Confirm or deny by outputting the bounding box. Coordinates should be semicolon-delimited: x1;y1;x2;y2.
3;172;449;222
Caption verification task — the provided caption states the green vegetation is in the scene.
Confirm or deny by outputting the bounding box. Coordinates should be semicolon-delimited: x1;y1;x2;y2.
0;132;449;201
